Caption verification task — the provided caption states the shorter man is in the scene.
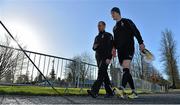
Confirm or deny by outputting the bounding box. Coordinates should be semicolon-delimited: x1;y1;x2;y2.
87;21;114;98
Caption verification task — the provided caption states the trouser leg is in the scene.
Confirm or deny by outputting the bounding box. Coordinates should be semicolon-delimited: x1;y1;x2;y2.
103;69;113;94
91;59;113;94
91;59;104;94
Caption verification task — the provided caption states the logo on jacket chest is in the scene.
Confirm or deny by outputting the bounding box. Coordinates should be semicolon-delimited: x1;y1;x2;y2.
121;21;124;26
113;21;124;31
101;34;104;38
101;34;104;39
113;26;117;31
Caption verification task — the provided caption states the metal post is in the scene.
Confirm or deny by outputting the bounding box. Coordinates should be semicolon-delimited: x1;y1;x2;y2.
31;54;36;81
77;61;80;88
75;61;77;87
26;53;31;78
56;59;59;79
38;55;41;68
14;51;20;82
60;59;63;80
37;55;41;76
64;60;67;80
46;57;51;77
20;54;25;76
43;56;46;74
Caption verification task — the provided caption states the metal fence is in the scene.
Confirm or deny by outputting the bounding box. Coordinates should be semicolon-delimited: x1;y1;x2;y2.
0;44;98;87
0;44;163;93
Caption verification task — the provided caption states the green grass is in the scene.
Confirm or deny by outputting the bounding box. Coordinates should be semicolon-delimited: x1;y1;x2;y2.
0;85;150;96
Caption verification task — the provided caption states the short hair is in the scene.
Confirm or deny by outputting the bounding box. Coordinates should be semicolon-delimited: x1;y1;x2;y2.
111;7;121;15
98;21;106;26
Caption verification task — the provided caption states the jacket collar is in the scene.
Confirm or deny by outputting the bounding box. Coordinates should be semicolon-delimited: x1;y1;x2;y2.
99;30;105;35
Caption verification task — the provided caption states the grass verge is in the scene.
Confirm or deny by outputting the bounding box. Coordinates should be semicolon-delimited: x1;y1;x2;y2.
0;85;150;96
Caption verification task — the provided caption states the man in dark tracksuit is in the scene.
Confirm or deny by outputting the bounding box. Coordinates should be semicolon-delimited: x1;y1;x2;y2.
111;7;146;98
87;21;114;98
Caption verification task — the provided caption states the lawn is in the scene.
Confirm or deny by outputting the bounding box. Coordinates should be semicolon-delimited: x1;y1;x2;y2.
0;85;150;96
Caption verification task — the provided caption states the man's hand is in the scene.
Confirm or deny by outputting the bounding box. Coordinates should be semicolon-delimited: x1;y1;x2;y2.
106;59;111;65
93;44;99;49
112;47;116;57
139;43;145;51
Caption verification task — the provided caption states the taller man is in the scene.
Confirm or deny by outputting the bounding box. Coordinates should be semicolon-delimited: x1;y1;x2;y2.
111;7;145;98
87;21;114;98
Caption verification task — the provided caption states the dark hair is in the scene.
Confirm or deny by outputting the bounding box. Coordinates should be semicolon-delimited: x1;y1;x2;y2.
98;21;106;26
111;7;121;15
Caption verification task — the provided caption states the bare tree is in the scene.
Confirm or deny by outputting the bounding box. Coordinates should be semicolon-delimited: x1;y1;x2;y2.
133;45;152;80
160;29;180;88
65;56;80;87
65;52;93;87
133;44;164;84
133;45;146;79
0;36;26;83
80;52;93;81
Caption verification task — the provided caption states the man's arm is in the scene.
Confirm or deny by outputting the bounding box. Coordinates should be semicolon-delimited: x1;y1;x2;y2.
92;36;99;51
107;34;114;60
126;19;144;45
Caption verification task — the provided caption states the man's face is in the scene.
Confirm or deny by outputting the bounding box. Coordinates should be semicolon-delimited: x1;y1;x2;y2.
111;11;119;20
98;22;105;32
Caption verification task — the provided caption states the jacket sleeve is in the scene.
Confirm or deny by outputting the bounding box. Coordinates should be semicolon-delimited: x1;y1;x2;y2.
126;19;144;45
92;36;98;51
107;34;113;59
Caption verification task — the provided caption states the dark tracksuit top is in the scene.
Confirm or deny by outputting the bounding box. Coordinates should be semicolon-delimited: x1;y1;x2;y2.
113;18;144;64
93;31;113;63
91;31;113;94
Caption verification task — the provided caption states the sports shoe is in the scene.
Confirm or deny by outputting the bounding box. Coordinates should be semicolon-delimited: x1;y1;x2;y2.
87;90;98;98
104;93;114;98
113;87;126;99
128;91;138;99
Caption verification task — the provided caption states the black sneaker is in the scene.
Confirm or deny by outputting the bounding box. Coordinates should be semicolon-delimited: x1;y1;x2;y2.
87;90;98;98
104;93;114;98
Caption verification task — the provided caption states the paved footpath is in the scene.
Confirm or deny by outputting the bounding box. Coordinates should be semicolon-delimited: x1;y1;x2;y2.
0;92;180;104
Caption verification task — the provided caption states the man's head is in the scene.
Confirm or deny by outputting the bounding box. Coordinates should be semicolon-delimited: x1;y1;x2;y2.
111;7;121;20
98;21;106;32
